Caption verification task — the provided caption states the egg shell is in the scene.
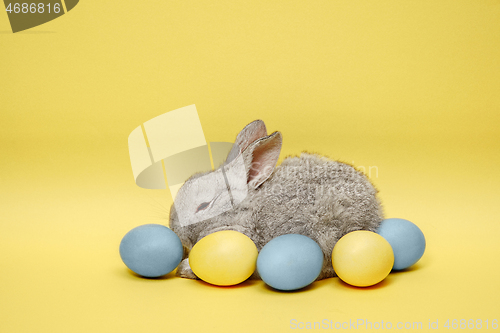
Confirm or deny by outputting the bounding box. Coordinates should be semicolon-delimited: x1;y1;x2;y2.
119;224;183;278
332;230;394;287
189;230;258;286
377;218;426;270
257;234;324;291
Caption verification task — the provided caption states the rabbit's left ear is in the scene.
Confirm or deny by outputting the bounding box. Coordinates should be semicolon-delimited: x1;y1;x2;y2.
235;120;267;152
243;131;282;189
226;119;267;164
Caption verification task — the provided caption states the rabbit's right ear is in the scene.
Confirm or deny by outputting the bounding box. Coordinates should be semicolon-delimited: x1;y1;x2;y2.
226;120;267;163
242;131;282;189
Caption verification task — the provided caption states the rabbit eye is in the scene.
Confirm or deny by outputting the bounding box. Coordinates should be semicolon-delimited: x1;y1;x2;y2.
196;202;210;213
195;192;223;214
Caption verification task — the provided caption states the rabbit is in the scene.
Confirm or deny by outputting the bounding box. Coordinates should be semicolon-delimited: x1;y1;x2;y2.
169;119;384;281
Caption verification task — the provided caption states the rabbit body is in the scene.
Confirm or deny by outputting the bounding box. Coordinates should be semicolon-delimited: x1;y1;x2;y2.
169;120;383;281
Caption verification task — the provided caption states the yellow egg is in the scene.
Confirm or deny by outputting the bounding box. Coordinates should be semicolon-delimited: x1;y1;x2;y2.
332;230;394;287
189;230;258;286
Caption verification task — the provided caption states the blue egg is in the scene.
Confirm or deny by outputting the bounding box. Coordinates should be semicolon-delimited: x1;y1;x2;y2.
257;234;324;291
119;224;183;278
377;218;426;270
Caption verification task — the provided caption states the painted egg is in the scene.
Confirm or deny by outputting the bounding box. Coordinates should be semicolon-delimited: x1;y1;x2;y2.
119;224;183;278
377;218;426;270
332;230;394;287
189;230;258;286
257;234;324;291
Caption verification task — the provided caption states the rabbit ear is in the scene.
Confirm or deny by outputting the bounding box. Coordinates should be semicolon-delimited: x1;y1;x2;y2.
235;120;268;152
225;120;267;164
243;131;282;189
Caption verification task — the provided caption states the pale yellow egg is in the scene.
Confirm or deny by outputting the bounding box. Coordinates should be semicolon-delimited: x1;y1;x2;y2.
189;230;258;286
332;231;394;287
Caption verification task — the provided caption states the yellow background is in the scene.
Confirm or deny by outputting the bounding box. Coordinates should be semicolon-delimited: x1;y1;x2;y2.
1;1;499;332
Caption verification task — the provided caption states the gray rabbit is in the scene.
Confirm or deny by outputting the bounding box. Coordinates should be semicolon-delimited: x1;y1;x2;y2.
169;120;384;280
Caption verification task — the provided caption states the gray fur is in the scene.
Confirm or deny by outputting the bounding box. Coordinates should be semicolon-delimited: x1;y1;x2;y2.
169;120;384;281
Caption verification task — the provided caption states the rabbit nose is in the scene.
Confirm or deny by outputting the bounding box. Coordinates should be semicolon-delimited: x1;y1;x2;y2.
203;226;249;238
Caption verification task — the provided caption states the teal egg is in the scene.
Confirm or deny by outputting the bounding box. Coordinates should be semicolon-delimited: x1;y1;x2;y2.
377;218;426;270
119;224;183;278
257;234;323;291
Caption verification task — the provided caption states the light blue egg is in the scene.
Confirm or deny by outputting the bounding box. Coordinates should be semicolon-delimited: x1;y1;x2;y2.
377;218;426;270
119;224;183;278
257;234;324;291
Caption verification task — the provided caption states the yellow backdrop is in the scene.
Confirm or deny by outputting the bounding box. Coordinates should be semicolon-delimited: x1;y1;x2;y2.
1;1;499;332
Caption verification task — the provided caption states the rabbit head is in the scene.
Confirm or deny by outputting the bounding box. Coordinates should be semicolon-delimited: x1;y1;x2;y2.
169;120;282;250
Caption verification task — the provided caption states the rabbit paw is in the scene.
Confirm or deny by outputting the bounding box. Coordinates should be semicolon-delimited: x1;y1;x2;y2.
176;258;199;279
